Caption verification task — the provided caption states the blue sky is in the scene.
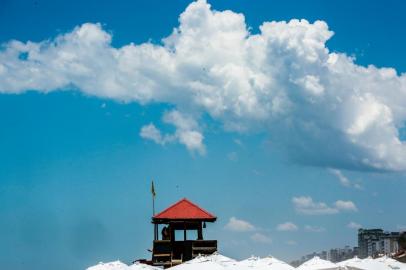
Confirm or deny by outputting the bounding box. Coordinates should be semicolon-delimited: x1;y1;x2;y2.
1;0;406;270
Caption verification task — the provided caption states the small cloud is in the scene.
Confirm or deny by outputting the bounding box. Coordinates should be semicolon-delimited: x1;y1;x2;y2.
292;196;338;215
224;217;255;232
286;240;298;245
304;225;326;233
328;168;362;189
164;110;205;155
277;222;298;231
335;200;358;212
292;196;358;215
227;152;238;161
250;233;272;244
353;183;363;190
100;102;106;109
140;123;167;145
233;139;243;147
252;169;262;176
140;110;206;155
347;222;362;229
329;168;350;186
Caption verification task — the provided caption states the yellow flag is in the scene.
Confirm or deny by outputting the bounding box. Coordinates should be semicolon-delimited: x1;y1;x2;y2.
151;180;156;197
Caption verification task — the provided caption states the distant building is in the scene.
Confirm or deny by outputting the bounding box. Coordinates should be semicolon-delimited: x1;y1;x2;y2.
327;248;338;262
291;246;358;266
327;246;357;262
358;228;400;258
358;229;384;258
291;228;402;266
321;251;327;260
394;231;406;263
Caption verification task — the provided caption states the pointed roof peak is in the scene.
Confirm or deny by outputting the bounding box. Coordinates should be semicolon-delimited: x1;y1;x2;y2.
153;198;216;221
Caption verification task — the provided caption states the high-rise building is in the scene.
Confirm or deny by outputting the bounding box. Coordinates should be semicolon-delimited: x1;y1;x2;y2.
358;228;384;258
358;228;400;258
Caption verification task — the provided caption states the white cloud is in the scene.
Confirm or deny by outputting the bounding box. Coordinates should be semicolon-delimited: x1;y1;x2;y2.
250;233;272;243
292;196;338;215
286;240;298;245
2;0;406;171
140;110;205;154
224;217;255;232
304;225;326;233
347;222;362;229
277;222;298;231
252;169;262;176
335;200;358;212
162;110;206;154
233;139;243;147
292;196;358;215
227;151;238;161
140;123;167;145
329;169;362;189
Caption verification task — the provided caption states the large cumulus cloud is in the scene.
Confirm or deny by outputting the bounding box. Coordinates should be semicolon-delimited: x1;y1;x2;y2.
1;0;406;171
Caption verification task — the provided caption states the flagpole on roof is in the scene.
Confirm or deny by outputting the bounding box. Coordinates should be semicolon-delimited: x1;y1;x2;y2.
151;180;156;216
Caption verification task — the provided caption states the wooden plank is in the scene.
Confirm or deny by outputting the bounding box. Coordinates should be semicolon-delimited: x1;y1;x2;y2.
192;247;216;251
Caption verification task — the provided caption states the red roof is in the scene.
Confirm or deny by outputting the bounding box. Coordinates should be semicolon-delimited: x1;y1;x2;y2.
153;198;216;221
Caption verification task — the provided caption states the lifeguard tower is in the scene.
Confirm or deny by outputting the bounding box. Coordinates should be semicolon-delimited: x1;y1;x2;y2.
151;198;217;268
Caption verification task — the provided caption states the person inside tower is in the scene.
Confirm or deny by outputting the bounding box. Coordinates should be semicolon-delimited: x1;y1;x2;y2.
161;226;170;240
